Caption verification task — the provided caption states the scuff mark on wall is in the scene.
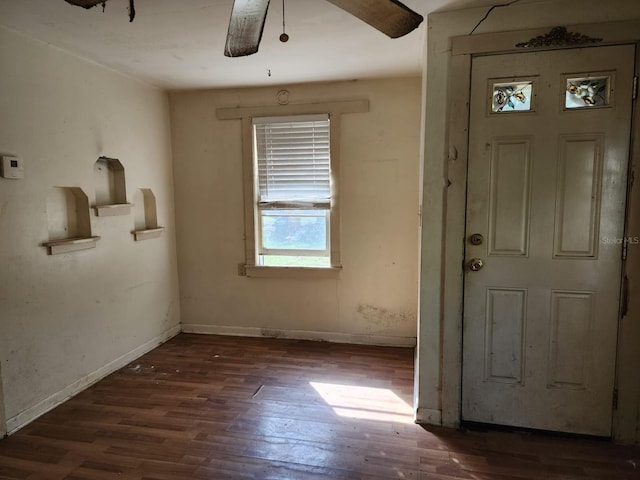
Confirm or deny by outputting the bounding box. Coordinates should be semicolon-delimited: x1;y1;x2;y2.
261;328;285;339
126;281;153;292
163;299;177;329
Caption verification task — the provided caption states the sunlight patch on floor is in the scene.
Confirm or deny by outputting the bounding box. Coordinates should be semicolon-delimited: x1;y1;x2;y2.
310;382;414;424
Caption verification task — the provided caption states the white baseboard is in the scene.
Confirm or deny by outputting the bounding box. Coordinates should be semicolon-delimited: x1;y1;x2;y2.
6;324;181;435
415;407;442;425
180;323;416;347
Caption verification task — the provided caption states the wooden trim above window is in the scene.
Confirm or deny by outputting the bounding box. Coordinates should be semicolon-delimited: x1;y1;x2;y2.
216;99;369;120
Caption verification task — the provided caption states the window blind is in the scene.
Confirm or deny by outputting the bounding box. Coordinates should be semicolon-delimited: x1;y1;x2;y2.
254;115;330;207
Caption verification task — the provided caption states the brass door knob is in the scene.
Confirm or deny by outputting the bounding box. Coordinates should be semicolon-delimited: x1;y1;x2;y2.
469;258;484;271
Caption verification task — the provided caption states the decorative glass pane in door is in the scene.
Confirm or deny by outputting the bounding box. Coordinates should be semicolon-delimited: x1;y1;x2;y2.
491;81;534;113
565;75;611;109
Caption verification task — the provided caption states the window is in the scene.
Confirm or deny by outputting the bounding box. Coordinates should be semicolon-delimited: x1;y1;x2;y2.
253;115;331;267
217;98;367;276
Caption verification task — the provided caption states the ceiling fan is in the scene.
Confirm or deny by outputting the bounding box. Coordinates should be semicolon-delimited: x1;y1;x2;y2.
65;0;424;58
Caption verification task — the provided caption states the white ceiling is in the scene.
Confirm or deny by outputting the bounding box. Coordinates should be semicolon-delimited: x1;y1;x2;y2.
0;0;503;90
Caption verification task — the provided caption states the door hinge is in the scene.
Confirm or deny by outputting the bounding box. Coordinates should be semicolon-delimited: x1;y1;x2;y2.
613;388;619;410
634;76;638;101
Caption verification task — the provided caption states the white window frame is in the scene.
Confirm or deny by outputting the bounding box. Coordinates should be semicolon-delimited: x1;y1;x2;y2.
258;209;331;258
215;99;369;278
253;114;332;267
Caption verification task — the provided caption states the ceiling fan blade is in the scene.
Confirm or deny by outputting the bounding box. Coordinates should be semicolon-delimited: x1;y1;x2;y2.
225;0;270;58
64;0;108;9
324;0;423;38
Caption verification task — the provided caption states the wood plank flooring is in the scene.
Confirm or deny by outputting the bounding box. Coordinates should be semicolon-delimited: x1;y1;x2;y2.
1;334;639;479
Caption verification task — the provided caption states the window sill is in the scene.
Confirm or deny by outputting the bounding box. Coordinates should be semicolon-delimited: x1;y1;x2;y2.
244;265;342;279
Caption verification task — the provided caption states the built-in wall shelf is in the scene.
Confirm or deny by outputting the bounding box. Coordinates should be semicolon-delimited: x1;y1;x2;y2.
42;236;100;255
93;157;131;216
132;227;164;241
44;186;98;255
132;188;163;241
94;203;133;217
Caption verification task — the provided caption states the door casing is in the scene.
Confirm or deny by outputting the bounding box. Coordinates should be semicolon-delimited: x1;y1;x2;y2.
417;19;640;442
0;362;5;437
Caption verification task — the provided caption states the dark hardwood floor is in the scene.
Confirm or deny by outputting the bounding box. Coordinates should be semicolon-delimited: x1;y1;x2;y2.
0;333;639;479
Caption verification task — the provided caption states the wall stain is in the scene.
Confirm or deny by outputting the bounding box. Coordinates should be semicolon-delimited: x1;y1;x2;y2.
356;304;415;332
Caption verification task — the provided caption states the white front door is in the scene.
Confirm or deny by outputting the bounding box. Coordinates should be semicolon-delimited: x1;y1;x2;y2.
462;45;635;436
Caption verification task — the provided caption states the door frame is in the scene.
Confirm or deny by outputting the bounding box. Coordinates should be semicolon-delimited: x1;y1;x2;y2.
417;18;640;443
0;361;5;437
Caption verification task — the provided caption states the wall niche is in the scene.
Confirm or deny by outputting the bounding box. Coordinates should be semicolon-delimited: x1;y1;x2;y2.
43;187;99;254
93;156;132;216
132;188;164;241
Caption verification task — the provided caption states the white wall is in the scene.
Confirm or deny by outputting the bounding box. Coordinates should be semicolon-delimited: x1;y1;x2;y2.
0;26;180;433
418;0;640;443
170;77;421;346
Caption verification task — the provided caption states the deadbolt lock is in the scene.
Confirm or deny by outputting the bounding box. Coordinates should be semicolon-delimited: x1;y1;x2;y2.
469;258;484;271
470;233;484;245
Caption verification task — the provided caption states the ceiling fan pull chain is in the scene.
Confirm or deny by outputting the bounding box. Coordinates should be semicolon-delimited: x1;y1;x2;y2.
128;0;136;22
279;0;289;43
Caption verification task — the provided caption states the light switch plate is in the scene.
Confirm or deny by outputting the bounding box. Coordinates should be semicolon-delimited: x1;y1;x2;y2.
1;156;24;179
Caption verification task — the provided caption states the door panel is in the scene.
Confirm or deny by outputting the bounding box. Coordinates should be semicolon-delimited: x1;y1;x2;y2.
462;45;635;436
488;137;532;256
484;288;527;384
548;290;594;389
554;134;603;257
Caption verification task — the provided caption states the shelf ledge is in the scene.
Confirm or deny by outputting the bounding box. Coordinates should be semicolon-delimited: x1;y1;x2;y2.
42;236;100;255
132;227;164;241
94;203;133;217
